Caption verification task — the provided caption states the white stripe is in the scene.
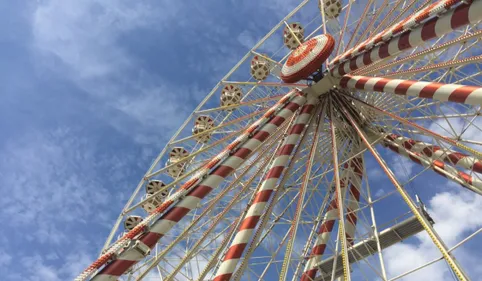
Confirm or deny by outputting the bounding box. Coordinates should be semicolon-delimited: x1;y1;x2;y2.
271;155;290;167
295;113;311;125
175;195;200;209
261;178;278;189
216;259;240;275
408;26;423;49
231;229;255;245
285;134;301;145
383;79;403;93
202;174;225;188
246;202;268;217
261;123;279;135
346;76;359;89
469;1;482;23
343;62;351;75
434;9;453;37
241;138;262;151
407;81;431;97
222;156;244;170
388;37;399;56
433;84;463;102
371;46;381;63
464;88;482;105
363;77;382;91
150;219;177;235
355;54;364;69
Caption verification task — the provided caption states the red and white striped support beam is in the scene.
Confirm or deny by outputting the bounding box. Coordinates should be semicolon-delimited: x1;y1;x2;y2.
344;156;364;246
339;75;482;106
76;91;306;281
300;157;359;281
330;0;482;77
331;0;464;66
213;95;319;281
383;136;482;195
387;134;482;175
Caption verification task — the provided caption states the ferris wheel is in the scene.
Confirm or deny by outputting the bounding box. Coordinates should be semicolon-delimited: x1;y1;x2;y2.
76;0;482;280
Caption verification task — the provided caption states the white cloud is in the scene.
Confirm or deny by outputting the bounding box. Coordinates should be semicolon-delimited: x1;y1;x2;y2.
32;0;173;79
384;189;482;280
389;155;417;182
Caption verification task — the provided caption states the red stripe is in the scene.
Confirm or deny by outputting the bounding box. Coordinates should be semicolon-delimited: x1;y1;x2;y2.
420;83;441;99
99;259;137;276
311;244;327;255
224;243;247;260
398;31;412;50
363;51;372;66
141;232;163;248
346;212;358;225
355;76;370;89
338;63;347;76
473;162;482;174
319;219;335;233
451;3;471;30
373;78;389;92
403;140;414;150
446;152;464;165
253;189;273;203
270;116;286;127
239;216;261;230
284;102;301;113
278;144;295;156
300;104;315;114
433;160;446;177
350;57;358;71
421;17;437;41
339;76;351;88
379;43;390;59
213;165;235;178
422;146;434;157
409;154;422;165
266;166;284;179
449;86;476;104
162;207;190;222
301;269;317;281
234;148;252;159
288;124;305;135
213;273;233;281
394;80;414;95
252;130;270;142
387;144;399;153
349;185;361;201
458;172;473;185
188;184;213;199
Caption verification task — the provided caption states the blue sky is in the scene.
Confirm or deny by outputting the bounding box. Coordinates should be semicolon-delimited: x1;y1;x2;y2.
1;1;482;280
0;1;302;279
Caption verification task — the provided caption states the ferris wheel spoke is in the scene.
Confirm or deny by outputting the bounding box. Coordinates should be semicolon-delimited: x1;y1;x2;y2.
382;54;482;78
381;133;482;195
279;104;326;281
331;1;482;77
357;28;482;76
343;0;375;52
345;93;482;161
213;95;319;281
336;95;471;281
386;134;482;174
339;75;482;106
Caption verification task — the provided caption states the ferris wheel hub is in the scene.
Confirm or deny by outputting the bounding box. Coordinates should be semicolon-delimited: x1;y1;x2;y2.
280;34;335;83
